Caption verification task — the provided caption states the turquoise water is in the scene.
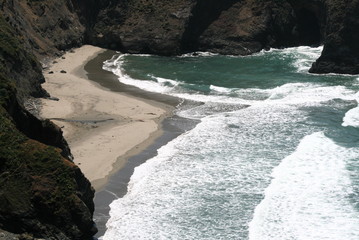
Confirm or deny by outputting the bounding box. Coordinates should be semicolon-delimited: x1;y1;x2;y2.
101;47;359;240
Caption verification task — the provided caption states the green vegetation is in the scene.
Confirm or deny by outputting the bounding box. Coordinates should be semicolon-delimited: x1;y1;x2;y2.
0;14;23;60
0;13;43;99
0;12;87;236
0;99;81;229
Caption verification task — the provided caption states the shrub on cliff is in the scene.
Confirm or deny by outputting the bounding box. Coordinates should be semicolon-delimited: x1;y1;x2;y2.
0;13;96;240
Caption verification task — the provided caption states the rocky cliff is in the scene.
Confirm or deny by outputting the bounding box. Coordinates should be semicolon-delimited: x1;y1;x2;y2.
89;0;359;73
1;0;359;238
0;1;96;239
309;0;359;74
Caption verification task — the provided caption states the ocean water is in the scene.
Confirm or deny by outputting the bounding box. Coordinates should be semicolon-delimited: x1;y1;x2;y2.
101;46;359;240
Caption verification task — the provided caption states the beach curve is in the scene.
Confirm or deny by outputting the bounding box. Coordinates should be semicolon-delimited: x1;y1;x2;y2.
40;45;174;190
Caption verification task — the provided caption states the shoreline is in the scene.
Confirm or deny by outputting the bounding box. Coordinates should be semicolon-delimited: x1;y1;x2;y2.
41;45;199;237
40;45;176;191
93;113;198;237
83;50;199;237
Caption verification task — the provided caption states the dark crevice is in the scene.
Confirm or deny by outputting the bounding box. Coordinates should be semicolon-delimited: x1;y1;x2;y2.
286;0;326;47
293;8;322;46
180;0;238;53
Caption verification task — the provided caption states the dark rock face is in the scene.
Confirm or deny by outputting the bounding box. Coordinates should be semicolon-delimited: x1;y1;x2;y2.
1;0;86;57
287;0;326;45
1;0;353;74
87;0;359;74
88;0;326;56
0;82;97;240
183;0;297;55
89;0;195;55
310;0;359;74
0;6;96;240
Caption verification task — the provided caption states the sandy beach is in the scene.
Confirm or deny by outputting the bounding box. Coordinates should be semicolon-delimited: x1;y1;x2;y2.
40;45;173;190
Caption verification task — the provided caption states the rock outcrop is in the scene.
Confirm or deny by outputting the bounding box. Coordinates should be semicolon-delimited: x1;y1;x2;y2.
309;0;359;74
88;0;359;74
88;0;195;55
89;0;313;55
0;2;96;239
181;0;297;55
1;0;86;57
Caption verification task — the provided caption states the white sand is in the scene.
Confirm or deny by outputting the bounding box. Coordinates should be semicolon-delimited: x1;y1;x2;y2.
40;45;173;190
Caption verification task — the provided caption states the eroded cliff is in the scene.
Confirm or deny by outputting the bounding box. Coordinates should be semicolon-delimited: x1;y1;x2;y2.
0;1;96;239
310;0;359;74
88;0;359;74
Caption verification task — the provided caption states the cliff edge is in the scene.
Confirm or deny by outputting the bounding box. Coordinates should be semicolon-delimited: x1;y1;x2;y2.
0;1;96;239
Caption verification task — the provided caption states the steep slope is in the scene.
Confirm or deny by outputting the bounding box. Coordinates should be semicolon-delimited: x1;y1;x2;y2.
182;0;297;55
89;0;195;55
89;0;323;55
0;3;97;239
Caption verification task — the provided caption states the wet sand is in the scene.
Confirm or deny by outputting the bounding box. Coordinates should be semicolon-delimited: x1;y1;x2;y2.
40;45;176;190
84;50;198;237
41;45;199;237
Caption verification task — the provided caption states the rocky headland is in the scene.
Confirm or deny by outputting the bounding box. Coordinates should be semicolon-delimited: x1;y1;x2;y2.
89;0;359;74
1;0;359;239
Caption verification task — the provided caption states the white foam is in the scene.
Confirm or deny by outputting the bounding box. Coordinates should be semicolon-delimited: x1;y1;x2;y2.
103;109;279;239
102;99;324;239
103;55;180;94
259;46;323;73
102;54;126;76
342;92;359;127
180;83;355;110
266;83;355;105
100;47;359;239
180;51;219;58
174;92;254;105
249;132;359;240
102;47;355;109
120;74;176;94
342;107;359;127
180;83;354;109
210;84;233;94
151;76;180;87
282;46;322;73
102;130;191;239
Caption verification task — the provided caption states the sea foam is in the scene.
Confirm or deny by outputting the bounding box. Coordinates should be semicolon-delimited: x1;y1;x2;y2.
342;92;359;128
100;46;359;240
249;132;359;240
